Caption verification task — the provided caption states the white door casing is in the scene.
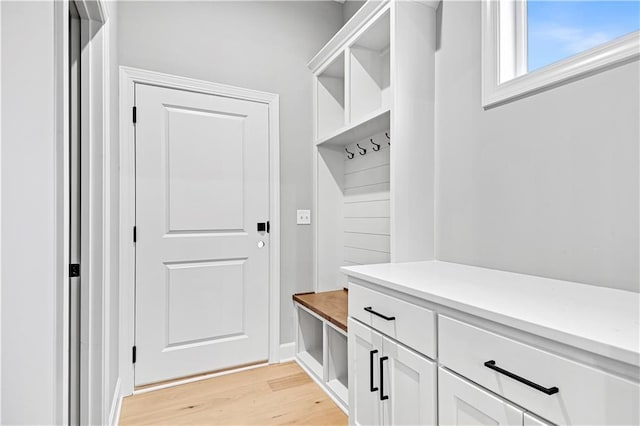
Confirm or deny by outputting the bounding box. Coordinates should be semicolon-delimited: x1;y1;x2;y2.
134;83;271;385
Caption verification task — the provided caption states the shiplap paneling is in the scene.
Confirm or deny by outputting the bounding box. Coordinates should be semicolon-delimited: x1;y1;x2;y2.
344;165;390;189
344;182;390;202
344;217;390;235
342;131;390;266
344;233;390;252
344;247;390;264
343;199;390;218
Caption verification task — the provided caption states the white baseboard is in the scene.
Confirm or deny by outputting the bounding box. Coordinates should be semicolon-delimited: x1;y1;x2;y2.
108;378;123;426
279;342;295;362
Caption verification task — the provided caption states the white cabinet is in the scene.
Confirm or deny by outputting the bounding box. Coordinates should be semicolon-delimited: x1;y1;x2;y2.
349;318;383;426
439;315;640;426
349;282;436;358
342;261;640;426
348;318;436;426
439;368;523;426
381;337;436;425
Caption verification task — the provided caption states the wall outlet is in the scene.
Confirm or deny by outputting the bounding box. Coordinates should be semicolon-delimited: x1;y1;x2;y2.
297;209;311;225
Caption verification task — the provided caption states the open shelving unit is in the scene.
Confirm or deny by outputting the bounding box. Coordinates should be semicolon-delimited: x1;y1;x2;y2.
295;0;439;416
294;290;348;411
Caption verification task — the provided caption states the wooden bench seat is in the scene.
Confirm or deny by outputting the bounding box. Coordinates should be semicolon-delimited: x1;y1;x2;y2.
293;289;348;332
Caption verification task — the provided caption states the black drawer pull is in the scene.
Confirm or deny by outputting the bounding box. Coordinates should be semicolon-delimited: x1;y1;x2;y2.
484;360;559;395
364;306;396;321
369;349;379;392
380;356;389;401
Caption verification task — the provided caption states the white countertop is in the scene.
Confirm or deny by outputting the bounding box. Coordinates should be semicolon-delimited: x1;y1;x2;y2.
341;261;640;367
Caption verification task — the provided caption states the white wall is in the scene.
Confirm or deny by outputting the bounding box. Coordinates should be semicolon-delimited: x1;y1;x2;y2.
343;0;365;23
1;2;121;423
117;1;344;344
435;2;639;292
1;1;59;423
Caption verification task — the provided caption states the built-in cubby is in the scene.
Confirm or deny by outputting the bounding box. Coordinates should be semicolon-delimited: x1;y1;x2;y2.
310;0;436;293
296;305;324;378
316;54;346;139
326;325;348;404
316;129;391;291
294;290;349;412
349;9;390;122
300;0;439;416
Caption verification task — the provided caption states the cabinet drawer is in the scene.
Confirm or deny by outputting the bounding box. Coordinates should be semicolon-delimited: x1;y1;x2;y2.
439;315;640;426
349;282;436;358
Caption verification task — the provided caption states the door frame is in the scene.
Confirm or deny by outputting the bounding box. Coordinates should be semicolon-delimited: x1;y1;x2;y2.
53;0;112;424
118;66;281;396
74;3;113;424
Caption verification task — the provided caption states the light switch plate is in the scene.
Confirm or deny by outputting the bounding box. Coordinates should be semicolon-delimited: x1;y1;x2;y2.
297;209;311;225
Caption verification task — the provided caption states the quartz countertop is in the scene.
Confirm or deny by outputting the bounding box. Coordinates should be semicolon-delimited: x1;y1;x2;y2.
341;260;640;367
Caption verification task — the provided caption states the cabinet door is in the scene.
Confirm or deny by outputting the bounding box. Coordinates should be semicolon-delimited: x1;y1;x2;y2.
381;336;436;425
348;318;383;426
439;368;523;426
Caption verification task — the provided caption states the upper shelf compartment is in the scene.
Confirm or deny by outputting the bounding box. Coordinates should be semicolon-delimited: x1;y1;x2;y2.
309;0;392;144
349;9;390;123
316;54;346;140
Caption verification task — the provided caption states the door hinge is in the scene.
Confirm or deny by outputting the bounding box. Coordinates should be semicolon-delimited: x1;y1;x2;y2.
132;346;137;364
132;106;137;124
69;263;80;278
133;226;137;243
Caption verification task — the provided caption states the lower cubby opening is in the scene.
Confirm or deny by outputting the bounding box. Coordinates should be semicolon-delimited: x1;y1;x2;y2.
327;325;348;403
297;307;324;378
294;290;349;413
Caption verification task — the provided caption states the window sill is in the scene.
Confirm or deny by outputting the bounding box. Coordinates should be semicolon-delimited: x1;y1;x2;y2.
482;29;640;109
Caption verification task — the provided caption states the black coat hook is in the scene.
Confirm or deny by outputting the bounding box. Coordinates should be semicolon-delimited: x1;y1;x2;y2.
356;143;367;155
370;138;380;151
345;147;354;159
385;132;391;145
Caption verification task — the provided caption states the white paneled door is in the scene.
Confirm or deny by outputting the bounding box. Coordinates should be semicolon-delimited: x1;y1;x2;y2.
134;83;270;386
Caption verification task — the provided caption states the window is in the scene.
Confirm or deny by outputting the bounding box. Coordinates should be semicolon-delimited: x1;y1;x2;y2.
482;0;640;107
528;1;640;71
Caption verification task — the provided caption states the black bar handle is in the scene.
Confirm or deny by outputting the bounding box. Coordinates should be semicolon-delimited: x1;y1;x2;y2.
484;360;559;395
380;356;389;401
369;350;379;392
364;306;396;321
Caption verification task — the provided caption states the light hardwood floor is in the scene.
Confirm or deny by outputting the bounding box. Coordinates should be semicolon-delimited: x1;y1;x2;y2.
120;362;348;425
